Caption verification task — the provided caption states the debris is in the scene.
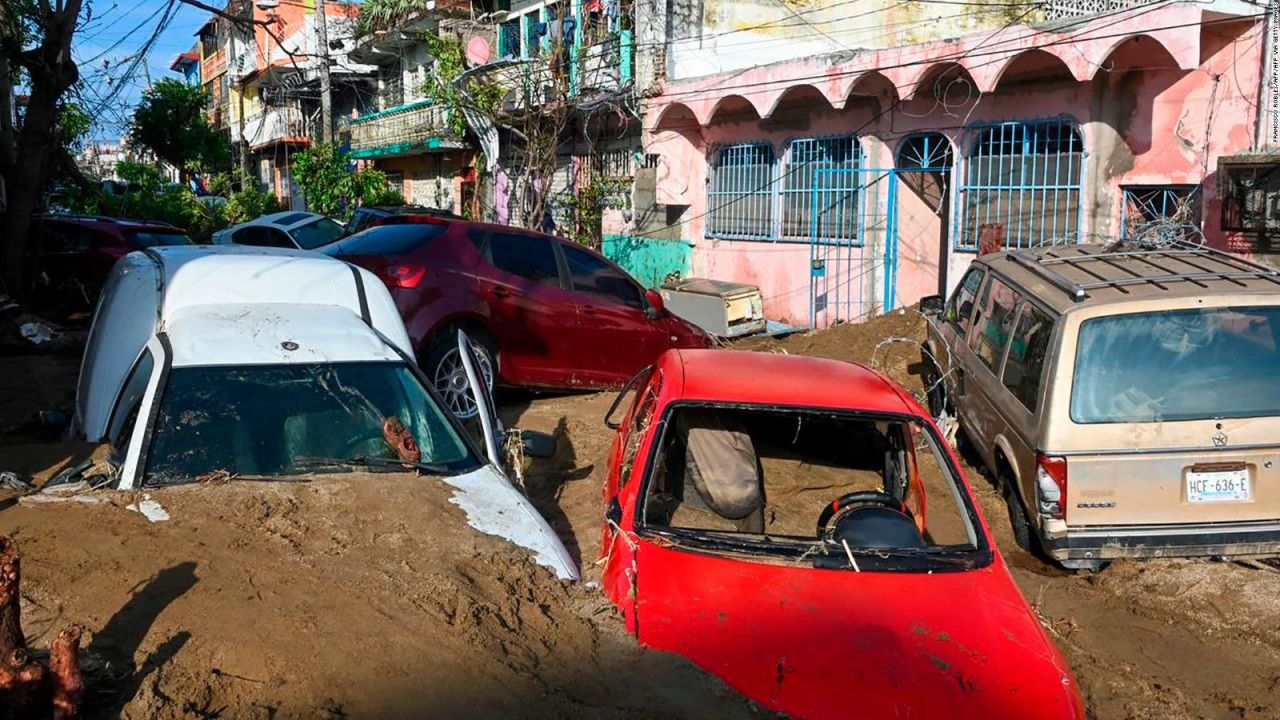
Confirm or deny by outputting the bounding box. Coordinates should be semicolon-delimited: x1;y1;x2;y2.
0;472;30;491
126;494;171;523
19;321;56;345
0;535;85;719
382;417;421;463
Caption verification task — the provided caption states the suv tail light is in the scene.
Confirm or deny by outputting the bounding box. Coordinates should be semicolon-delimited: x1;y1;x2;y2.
1036;454;1067;520
381;264;426;289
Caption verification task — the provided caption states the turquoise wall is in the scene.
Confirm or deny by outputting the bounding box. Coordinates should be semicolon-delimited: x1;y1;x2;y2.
603;235;692;288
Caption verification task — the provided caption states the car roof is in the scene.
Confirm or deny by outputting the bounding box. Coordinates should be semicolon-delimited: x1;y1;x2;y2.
165;302;404;367
661;349;916;415
241;211;327;230
42;214;181;231
975;243;1280;314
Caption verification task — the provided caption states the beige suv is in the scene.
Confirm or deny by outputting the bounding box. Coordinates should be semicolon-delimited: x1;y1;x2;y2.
920;241;1280;570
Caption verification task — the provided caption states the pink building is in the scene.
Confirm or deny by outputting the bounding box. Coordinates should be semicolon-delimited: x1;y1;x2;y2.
643;0;1275;327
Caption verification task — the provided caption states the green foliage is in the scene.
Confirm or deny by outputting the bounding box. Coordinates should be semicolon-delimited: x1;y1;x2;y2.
292;143;403;218
419;33;505;140
356;0;436;37
129;79;230;175
560;179;628;248
223;184;282;225
57;102;91;151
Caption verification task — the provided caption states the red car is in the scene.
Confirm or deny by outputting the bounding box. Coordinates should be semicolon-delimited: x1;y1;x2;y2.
33;214;192;310
323;218;713;417
599;350;1085;720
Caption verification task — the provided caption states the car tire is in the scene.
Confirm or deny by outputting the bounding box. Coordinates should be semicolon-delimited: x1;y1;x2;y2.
421;329;497;420
1001;471;1036;553
923;357;950;419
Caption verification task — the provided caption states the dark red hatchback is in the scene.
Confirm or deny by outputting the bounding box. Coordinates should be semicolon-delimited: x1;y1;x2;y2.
32;214;192;310
323;218;713;417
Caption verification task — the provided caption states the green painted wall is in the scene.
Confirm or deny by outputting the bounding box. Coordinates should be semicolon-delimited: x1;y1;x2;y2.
603;235;691;288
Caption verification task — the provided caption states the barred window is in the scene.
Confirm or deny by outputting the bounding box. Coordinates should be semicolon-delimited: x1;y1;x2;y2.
781;137;862;243
959;120;1083;250
706;144;776;240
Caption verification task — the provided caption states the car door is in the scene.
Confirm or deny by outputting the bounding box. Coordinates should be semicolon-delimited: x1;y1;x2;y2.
961;274;1022;463
600;366;663;633
558;242;668;386
996;302;1057;514
929;267;984;414
474;230;582;386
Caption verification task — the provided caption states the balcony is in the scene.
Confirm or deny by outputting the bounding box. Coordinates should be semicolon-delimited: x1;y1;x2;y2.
241;106;312;150
346;100;465;160
484;31;634;114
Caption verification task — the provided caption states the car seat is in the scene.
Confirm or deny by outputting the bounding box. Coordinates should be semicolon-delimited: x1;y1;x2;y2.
675;411;764;532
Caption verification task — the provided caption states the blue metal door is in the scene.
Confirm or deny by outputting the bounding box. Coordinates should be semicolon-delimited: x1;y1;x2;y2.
808;167;894;328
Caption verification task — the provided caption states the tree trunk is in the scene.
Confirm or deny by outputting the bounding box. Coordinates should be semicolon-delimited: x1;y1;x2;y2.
0;536;84;720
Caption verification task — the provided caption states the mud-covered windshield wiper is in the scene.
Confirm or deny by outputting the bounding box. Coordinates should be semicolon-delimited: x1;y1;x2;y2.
291;455;454;475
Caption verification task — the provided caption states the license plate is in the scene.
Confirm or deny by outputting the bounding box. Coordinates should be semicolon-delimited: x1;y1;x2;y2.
1186;468;1251;503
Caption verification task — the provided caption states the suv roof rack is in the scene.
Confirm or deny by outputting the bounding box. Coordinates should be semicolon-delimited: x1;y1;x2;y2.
1006;240;1280;302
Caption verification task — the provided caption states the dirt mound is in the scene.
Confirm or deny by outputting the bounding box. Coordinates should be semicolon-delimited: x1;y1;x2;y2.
737;309;929;396
1;476;761;719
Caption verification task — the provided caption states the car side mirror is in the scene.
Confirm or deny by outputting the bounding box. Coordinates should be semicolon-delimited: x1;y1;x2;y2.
513;429;556;459
645;289;666;320
919;295;944;316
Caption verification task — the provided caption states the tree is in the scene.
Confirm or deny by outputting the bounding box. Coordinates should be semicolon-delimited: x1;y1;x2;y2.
0;0;85;296
129;79;229;180
291;143;402;217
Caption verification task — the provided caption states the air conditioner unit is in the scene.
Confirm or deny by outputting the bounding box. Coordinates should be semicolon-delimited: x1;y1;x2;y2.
660;278;766;339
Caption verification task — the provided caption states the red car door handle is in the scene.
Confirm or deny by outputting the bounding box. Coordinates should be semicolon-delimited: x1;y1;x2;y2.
492;286;511;298
582;305;597;315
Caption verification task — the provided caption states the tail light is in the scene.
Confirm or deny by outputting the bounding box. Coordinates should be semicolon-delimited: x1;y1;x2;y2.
1036;454;1067;520
381;264;426;289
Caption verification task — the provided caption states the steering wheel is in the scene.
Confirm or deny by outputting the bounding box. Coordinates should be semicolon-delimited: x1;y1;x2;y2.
815;490;911;538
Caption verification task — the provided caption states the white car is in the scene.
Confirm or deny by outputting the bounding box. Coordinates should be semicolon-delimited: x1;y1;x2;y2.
73;245;578;580
212;211;347;251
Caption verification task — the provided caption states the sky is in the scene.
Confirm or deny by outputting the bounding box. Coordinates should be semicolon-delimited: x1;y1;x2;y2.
73;0;216;142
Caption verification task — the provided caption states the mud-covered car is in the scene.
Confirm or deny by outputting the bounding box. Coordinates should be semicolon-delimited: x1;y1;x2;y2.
597;349;1084;719
71;245;577;580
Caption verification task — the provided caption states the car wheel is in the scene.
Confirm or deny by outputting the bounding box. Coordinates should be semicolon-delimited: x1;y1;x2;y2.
422;331;496;420
1001;471;1036;553
923;357;950;418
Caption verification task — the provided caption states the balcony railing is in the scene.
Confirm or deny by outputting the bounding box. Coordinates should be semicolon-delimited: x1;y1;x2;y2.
1042;0;1154;20
241;106;312;148
484;31;634;114
346;100;465;159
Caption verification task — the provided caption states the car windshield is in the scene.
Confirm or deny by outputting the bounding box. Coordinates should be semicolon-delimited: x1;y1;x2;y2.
641;406;981;571
1071;306;1280;423
144;362;480;485
289;218;347;250
126;230;192;248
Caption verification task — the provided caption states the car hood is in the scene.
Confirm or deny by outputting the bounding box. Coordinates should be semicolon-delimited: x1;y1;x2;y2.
442;465;579;581
635;542;1082;720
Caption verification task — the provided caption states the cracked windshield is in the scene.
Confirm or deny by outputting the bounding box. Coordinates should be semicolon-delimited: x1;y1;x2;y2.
145;362;477;484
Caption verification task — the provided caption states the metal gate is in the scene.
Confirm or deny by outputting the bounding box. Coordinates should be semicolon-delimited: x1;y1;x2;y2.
808;167;893;328
809;138;955;327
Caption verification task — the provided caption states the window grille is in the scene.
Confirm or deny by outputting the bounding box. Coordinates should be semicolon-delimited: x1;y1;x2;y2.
1121;185;1200;243
781;137;862;243
958;119;1083;250
706;144;776;240
1219;158;1280;252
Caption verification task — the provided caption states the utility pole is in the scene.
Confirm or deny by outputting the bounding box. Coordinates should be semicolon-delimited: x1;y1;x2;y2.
314;0;333;144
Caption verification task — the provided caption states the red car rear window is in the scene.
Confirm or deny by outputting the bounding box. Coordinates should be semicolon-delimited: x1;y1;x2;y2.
331;224;448;256
126;230;193;248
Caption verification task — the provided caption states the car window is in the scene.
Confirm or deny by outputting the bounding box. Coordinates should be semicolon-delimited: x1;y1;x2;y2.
144;361;479;485
333;224;446;256
946;267;985;335
969;277;1021;373
106;349;155;448
488;232;561;286
1002;303;1053;412
562;244;643;309
619;371;662;487
640;406;981;570
126;230;192;248
290;218;347;250
1071;306;1280;424
235;226;292;248
42;223;98;253
347;210;373;235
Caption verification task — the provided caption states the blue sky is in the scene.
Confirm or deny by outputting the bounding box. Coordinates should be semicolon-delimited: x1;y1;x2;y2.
74;0;212;141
